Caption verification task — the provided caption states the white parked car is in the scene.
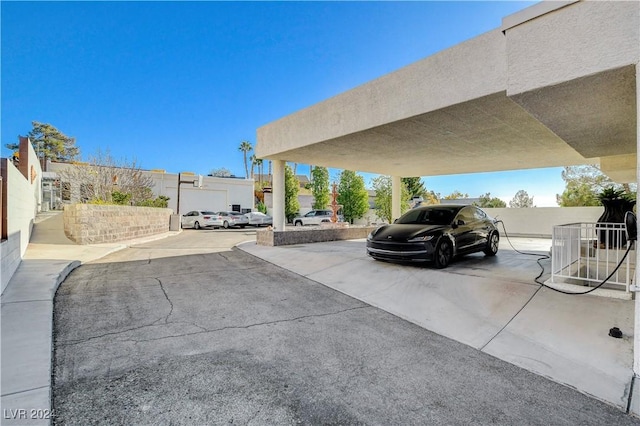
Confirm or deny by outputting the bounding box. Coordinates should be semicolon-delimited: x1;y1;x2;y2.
293;209;337;226
217;211;250;229
181;211;223;230
244;211;273;227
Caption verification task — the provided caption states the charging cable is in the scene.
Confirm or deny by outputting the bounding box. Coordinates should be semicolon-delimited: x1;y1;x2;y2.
495;220;635;296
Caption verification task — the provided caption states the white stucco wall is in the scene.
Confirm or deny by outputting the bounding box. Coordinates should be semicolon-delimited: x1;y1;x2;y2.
504;0;640;95
0;144;42;293
257;29;507;158
149;172;254;214
483;206;603;237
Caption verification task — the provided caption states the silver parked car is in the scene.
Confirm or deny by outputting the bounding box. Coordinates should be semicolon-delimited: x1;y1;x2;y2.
293;209;342;226
181;211;223;230
244;211;273;227
217;211;249;229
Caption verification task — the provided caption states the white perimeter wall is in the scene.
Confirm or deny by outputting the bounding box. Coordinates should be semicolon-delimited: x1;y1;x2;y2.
354;207;603;236
483;206;603;237
1;145;42;293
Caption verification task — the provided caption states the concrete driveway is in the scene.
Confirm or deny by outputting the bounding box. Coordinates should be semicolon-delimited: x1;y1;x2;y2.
52;229;638;425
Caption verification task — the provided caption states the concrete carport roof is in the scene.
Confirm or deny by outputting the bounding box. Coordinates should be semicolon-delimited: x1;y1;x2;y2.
254;0;640;409
256;1;638;182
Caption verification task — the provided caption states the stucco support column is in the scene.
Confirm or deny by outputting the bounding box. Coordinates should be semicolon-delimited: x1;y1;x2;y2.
634;67;640;380
272;160;286;231
391;175;401;222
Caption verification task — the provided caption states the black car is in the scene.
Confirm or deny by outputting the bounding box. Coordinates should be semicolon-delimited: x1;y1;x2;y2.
366;204;499;268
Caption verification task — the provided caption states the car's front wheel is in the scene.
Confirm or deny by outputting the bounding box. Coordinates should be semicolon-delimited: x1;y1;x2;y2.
484;232;499;256
194;221;201;230
294;221;302;227
434;238;452;269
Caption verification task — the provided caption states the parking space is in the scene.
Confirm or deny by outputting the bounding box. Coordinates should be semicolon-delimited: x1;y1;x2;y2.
52;230;638;424
240;237;635;409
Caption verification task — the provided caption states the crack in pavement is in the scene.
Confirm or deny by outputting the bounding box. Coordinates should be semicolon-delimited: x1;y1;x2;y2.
155;277;174;324
57;305;369;346
58;320;209;346
129;305;371;344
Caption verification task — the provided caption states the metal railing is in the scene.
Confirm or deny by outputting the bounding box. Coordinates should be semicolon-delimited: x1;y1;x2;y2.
551;222;635;292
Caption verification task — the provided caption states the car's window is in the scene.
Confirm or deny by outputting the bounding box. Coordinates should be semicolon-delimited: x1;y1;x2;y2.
395;209;422;224
396;207;457;225
423;208;457;225
202;211;215;215
455;207;476;224
473;207;486;221
305;211;315;217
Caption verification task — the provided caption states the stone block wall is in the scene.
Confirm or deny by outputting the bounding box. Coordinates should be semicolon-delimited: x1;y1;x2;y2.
257;225;378;246
63;204;172;245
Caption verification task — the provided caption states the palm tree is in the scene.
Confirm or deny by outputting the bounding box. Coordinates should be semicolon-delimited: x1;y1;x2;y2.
249;154;256;179
238;140;252;179
254;158;263;183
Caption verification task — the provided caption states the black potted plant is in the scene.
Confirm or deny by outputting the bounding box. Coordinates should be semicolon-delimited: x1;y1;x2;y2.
597;187;636;248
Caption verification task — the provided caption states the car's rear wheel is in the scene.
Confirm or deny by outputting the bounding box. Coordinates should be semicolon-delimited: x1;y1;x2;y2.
434;238;452;269
295;221;302;226
484;232;499;256
223;221;230;229
194;221;201;230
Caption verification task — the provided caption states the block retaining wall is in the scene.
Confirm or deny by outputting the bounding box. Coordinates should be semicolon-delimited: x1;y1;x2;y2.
63;204;172;245
257;225;378;246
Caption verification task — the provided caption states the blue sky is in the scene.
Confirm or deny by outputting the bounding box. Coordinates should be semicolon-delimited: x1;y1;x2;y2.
2;1;569;206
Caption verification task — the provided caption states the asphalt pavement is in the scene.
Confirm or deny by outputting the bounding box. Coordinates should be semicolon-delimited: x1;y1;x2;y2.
51;229;640;425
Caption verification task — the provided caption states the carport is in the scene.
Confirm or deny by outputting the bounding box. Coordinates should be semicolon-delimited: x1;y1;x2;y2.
256;0;639;409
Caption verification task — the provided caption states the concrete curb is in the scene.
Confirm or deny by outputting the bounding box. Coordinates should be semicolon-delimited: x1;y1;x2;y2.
1;230;180;426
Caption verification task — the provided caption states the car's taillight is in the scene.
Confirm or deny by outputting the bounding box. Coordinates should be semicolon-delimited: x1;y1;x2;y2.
203;216;211;219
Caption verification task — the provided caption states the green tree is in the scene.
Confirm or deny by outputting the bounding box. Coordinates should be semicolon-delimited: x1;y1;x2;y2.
555;165;631;207
372;175;411;223
475;193;506;208
6;121;79;161
337;170;369;224
422;190;440;205
557;181;600;207
284;164;300;222
254;158;264;182
402;177;426;199
509;190;535;208
238;140;252;179
443;190;469;200
256;201;267;214
310;166;330;209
